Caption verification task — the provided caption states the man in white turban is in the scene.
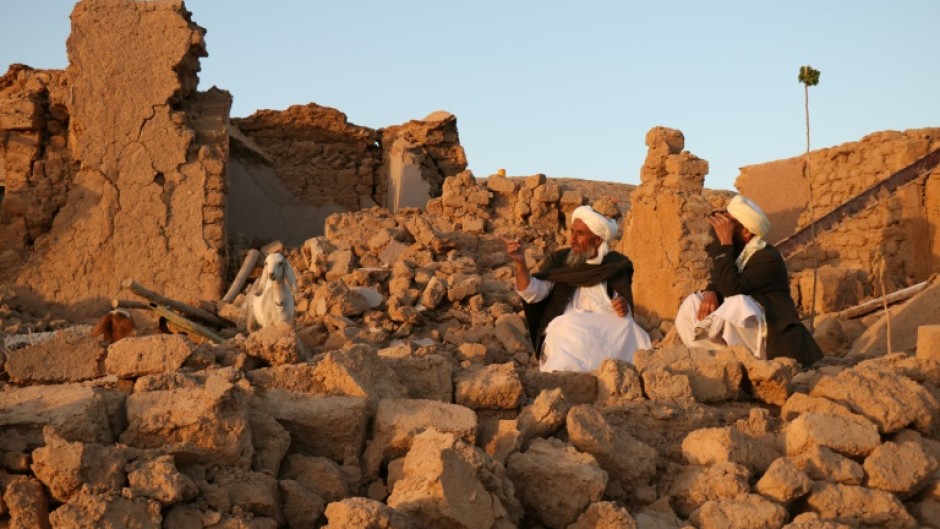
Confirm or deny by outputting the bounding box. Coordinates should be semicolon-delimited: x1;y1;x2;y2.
503;205;650;372
675;195;822;367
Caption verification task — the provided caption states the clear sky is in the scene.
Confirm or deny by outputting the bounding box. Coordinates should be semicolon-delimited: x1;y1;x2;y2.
2;1;939;191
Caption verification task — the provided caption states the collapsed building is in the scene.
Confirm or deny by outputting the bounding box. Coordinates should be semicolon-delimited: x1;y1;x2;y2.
2;1;940;528
0;0;466;319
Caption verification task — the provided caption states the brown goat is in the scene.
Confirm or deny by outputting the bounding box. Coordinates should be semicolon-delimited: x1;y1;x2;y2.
91;309;136;344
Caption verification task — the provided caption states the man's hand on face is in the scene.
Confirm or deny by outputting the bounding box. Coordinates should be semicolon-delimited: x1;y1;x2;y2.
707;212;736;246
501;237;526;264
697;290;719;320
611;295;629;318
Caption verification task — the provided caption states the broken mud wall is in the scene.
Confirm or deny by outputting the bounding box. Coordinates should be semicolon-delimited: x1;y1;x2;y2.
787;164;940;300
0;65;74;276
619;127;732;330
737;128;940;243
0;0;232;317
228;107;466;245
738;129;940;300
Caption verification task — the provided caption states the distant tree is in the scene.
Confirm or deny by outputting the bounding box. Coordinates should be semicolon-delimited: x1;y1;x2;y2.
799;65;820;333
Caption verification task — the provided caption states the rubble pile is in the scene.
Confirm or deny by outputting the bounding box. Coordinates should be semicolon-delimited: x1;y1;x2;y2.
2;168;940;529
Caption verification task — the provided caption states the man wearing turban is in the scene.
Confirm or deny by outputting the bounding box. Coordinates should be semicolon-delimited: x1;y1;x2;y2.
504;205;650;372
675;195;822;367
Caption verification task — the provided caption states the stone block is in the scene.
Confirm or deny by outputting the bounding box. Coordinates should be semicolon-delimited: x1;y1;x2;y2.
248;406;291;475
641;368;694;403
243;323;304;366
383;354;454;402
279;479;325;529
568;501;638;529
790;445;864;485
280;454;348;503
809;367;939;434
31;429;126;502
254;390;369;464
690;493;787;529
796;266;871;314
127;455;197;505
2;475;51;529
105;334;193;379
507;438;607;529
516;388;569;442
522;370;597;404
863;441;938;496
121;376;252;468
362;398;476;479
780;392;860;422
454;362;524;410
4;327;105;384
566;405;657;491
786;412;881;458
311;345;409;407
0;383;113;446
322;497;411;529
595;358;644;405
682;426;780;474
803;482;917;529
667;462;750;517
918;324;940;361
387;429;522;529
48;491;162;529
755;457;812;504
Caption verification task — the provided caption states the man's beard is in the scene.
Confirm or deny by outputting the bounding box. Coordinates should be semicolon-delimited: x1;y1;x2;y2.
566;249;591;267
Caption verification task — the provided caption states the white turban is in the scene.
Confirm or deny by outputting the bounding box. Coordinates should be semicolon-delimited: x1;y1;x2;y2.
571;205;619;243
727;195;771;239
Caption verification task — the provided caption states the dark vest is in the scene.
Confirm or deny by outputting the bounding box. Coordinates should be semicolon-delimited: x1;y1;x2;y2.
523;249;634;356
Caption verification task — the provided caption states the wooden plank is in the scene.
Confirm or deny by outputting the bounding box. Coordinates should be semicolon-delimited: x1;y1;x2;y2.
111;299;152;311
222;249;261;303
838;280;930;319
151;304;225;344
121;279;233;329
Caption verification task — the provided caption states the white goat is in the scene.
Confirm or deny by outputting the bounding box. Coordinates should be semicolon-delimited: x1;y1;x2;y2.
245;252;297;332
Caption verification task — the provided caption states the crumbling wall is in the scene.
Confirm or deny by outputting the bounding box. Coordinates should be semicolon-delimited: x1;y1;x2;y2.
5;0;231;316
232;103;383;212
0;65;74;276
228;107;467;244
788;167;940;295
737;128;940;243
619;127;724;329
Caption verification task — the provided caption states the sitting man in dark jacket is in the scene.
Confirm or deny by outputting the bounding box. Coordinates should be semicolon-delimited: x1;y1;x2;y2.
504;205;650;372
675;195;823;367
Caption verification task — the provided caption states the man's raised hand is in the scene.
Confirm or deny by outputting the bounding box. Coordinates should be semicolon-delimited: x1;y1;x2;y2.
501;237;526;264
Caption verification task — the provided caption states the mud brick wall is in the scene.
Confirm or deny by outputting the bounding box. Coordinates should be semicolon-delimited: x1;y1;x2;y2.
737;128;940;243
0;66;74;274
1;0;231;316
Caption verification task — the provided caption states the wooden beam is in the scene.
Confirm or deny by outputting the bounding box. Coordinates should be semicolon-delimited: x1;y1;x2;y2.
838;280;930;319
151;304;225;344
121;279;233;329
222;249;261;303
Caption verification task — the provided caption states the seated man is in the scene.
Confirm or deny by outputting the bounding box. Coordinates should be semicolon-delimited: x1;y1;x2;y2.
675;195;823;367
504;205;650;372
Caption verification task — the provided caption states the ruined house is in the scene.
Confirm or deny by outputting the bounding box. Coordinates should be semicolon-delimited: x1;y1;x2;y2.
0;0;466;318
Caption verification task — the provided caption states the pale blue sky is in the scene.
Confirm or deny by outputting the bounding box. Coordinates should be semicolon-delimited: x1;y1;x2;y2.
2;1;938;191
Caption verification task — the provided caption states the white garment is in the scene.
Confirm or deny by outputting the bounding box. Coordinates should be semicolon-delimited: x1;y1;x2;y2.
518;261;651;372
735;237;767;271
675;292;767;359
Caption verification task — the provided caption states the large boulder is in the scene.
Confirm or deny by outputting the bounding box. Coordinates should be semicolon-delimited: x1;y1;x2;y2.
386;429;522;529
507;438;607;529
810;367;939;434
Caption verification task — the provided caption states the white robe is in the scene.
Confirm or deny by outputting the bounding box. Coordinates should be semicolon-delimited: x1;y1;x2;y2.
519;276;651;373
675;291;767;359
